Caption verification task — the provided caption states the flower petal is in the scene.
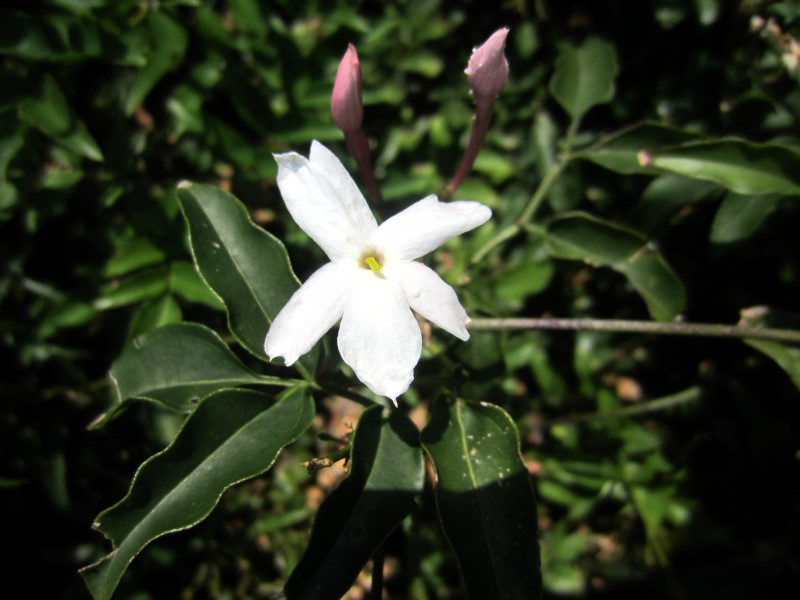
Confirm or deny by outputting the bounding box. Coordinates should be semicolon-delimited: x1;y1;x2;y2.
274;141;377;262
375;195;492;261
337;270;422;402
265;262;352;366
385;261;471;341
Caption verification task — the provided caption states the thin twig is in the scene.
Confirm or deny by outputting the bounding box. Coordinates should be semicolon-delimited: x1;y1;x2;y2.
551;386;702;425
469;317;800;344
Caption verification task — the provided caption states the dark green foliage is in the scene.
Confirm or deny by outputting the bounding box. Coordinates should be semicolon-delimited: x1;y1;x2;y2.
3;1;800;599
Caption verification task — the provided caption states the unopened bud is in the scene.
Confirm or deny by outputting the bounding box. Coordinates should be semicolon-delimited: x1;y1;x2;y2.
331;44;363;132
465;28;509;99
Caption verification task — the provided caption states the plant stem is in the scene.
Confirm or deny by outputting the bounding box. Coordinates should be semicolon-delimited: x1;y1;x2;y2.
469;317;800;344
470;112;583;264
345;128;383;209
518;159;568;225
442;101;494;201
552;386;702;424
470;159;567;264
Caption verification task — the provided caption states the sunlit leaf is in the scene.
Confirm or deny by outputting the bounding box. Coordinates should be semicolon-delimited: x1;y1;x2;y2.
544;212;686;321
638;139;800;195
548;37;618;122
103;237;166;278
575;123;706;174
176;183;320;375
168;261;225;310
104;323;276;421
285;406;424;600
81;387;314;600
94;265;169;310
128;294;182;337
709;192;782;244
421;395;542;600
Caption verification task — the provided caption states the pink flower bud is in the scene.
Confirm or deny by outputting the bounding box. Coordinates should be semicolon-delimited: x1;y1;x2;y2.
331;44;364;133
465;28;509;100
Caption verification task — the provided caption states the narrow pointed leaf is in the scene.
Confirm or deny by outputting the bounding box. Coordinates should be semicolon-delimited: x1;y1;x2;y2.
421;396;541;600
575;123;706;174
128;294;182;337
17;74;104;161
102;323;279;424
94;265;169;311
548;37;618;121
124;11;188;115
740;307;800;391
710;192;782;244
285;406;425;600
177;183;319;375
544;212;686;321
81;387;314;600
638;139;800;195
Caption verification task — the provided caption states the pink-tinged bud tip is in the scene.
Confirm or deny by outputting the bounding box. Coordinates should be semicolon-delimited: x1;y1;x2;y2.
465;28;509;99
331;44;364;132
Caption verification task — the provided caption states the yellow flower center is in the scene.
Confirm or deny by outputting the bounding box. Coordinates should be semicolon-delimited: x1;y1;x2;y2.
363;256;382;271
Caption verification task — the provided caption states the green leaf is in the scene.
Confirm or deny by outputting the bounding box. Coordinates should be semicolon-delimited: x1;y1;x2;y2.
575;123;706;175
104;237;166;278
81;387;314;600
421;396;542;600
548;37;618;122
544;212;686;321
176;183;319;374
639;139;800;195
0;10;65;59
125;11;188;115
17;74;103;161
495;259;554;304
94;265;170;311
105;323;272;420
168;261;225;310
285;406;424;600
739;307;800;391
128;294;182;337
630;174;720;234
709;192;782;244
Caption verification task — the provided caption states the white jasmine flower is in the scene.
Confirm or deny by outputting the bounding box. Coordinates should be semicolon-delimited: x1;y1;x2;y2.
265;141;491;403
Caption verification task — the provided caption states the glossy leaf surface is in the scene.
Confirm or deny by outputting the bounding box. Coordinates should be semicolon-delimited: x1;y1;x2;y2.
640;139;800;195
106;323;273;420
576;123;706;174
177;183;319;374
548;36;618;121
710;192;782;244
545;212;686;321
81;387;314;600
421;396;541;600
285;406;425;600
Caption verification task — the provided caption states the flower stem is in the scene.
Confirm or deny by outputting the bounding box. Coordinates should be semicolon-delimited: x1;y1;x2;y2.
345;128;383;209
470;110;585;264
470;159;567;264
469;317;800;344
441;101;494;201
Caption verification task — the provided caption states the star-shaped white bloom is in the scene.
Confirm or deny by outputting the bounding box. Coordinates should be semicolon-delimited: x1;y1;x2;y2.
264;141;491;403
